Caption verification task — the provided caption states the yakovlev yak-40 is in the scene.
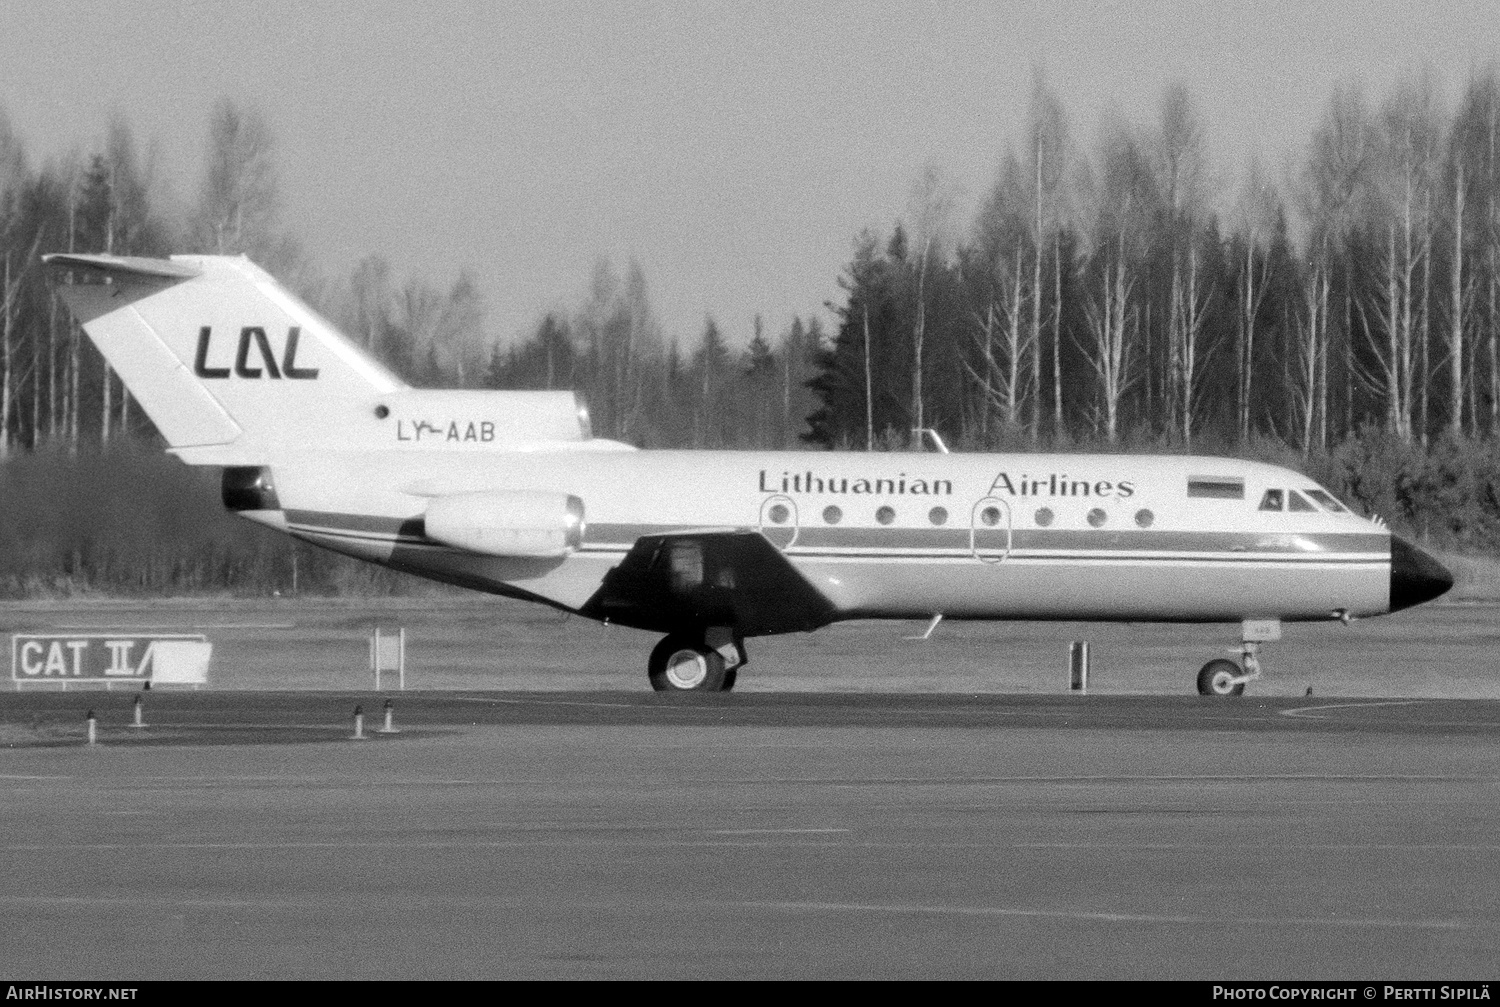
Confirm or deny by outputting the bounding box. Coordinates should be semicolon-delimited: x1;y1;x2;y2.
45;254;1454;695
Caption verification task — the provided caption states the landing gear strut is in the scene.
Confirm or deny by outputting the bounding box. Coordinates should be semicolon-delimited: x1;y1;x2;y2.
647;628;744;692
1195;620;1278;697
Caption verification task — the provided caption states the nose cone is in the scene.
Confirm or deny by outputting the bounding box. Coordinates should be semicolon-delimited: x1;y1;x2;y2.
1389;535;1454;612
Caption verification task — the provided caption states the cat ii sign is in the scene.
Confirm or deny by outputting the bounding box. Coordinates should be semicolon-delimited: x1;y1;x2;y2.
11;634;212;689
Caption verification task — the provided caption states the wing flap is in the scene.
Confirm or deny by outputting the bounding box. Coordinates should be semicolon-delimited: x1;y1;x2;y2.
578;531;838;636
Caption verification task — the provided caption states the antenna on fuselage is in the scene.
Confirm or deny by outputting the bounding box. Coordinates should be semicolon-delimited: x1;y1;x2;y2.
912;428;949;454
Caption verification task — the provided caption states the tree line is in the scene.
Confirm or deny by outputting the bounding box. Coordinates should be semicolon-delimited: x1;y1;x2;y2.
0;97;500;459
8;74;1500;456
806;73;1500;456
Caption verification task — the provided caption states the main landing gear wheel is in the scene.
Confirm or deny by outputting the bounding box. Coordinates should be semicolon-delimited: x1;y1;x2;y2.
1197;659;1246;697
648;634;732;692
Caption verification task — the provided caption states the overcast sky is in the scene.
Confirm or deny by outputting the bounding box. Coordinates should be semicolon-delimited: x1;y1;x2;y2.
3;1;1499;347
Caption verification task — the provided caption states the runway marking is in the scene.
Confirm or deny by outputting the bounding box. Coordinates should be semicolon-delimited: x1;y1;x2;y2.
14;838;1500;856
0;895;347;910
0;774;73;781
708;828;850;835
740;900;1473;931
1;841;560;852
53;623;297;630
1;838;851;852
1009;842;1500;851
130;723;353;730
8;772;1495;788
1281;700;1428;719
4;895;1476;935
817;773;1496;785
451;696;650;710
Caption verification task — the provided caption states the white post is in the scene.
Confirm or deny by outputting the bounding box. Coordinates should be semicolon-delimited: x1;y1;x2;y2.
86;709;97;745
1069;641;1089;693
378;697;400;734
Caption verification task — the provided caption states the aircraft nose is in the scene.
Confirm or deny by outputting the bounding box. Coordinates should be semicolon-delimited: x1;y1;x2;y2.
1389;535;1454;612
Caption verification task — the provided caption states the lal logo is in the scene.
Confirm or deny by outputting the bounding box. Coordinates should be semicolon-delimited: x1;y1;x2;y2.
193;326;320;380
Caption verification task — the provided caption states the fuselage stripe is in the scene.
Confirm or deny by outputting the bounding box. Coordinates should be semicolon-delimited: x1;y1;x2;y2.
290;522;1387;568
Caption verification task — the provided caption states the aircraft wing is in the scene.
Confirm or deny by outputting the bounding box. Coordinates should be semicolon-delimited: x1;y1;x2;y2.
578;531;838;636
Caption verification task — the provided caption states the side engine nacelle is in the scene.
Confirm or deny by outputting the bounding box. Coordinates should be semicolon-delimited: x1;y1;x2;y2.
423;491;585;559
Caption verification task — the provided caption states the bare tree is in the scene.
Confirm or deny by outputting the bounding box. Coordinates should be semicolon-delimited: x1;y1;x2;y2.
1449;70;1500;436
432;272;486;386
1076;111;1153;443
617;260;662;441
1024;75;1073;441
1300;82;1377;446
862;303;874;449
0;108;28;459
1289;255;1331;455
346;255;394;352
397;279;445;383
1;254;18;460
1360;74;1443;442
1450;144;1469;436
905;161;958;439
1231;158;1280;442
1081;236;1138;443
965;240;1030;432
1153;83;1213;443
572;258;661;441
189;98;288;269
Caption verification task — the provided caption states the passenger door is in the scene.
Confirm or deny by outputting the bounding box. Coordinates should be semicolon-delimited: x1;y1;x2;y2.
970;497;1011;563
759;494;799;550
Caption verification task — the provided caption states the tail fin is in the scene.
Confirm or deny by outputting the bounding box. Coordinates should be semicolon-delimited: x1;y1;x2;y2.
47;254;406;464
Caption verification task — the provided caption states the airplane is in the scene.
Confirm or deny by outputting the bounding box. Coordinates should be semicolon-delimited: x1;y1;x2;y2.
43;252;1455;696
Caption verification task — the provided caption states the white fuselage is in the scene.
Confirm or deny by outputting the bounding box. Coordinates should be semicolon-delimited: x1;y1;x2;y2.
250;447;1391;631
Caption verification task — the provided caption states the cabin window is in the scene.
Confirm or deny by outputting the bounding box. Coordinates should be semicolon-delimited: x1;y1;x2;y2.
1034;507;1054;527
1305;489;1346;513
1135;508;1154;528
822;505;842;525
876;505;896;525
928;506;948;526
1258;489;1284;512
1288;490;1316;512
1087;507;1107;528
1188;477;1244;499
979;505;1002;527
768;503;790;524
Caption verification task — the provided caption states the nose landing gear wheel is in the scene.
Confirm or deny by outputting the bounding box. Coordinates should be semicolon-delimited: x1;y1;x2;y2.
1197;658;1245;696
648;634;731;692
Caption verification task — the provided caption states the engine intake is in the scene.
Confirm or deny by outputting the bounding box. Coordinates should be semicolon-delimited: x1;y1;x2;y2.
222;466;280;511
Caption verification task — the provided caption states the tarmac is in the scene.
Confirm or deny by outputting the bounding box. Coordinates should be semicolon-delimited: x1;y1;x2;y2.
3;690;1499;979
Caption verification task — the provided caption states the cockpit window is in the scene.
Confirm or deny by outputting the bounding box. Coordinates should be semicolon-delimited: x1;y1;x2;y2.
1288;490;1316;512
1304;489;1346;513
1258;489;1284;512
1188;477;1244;499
